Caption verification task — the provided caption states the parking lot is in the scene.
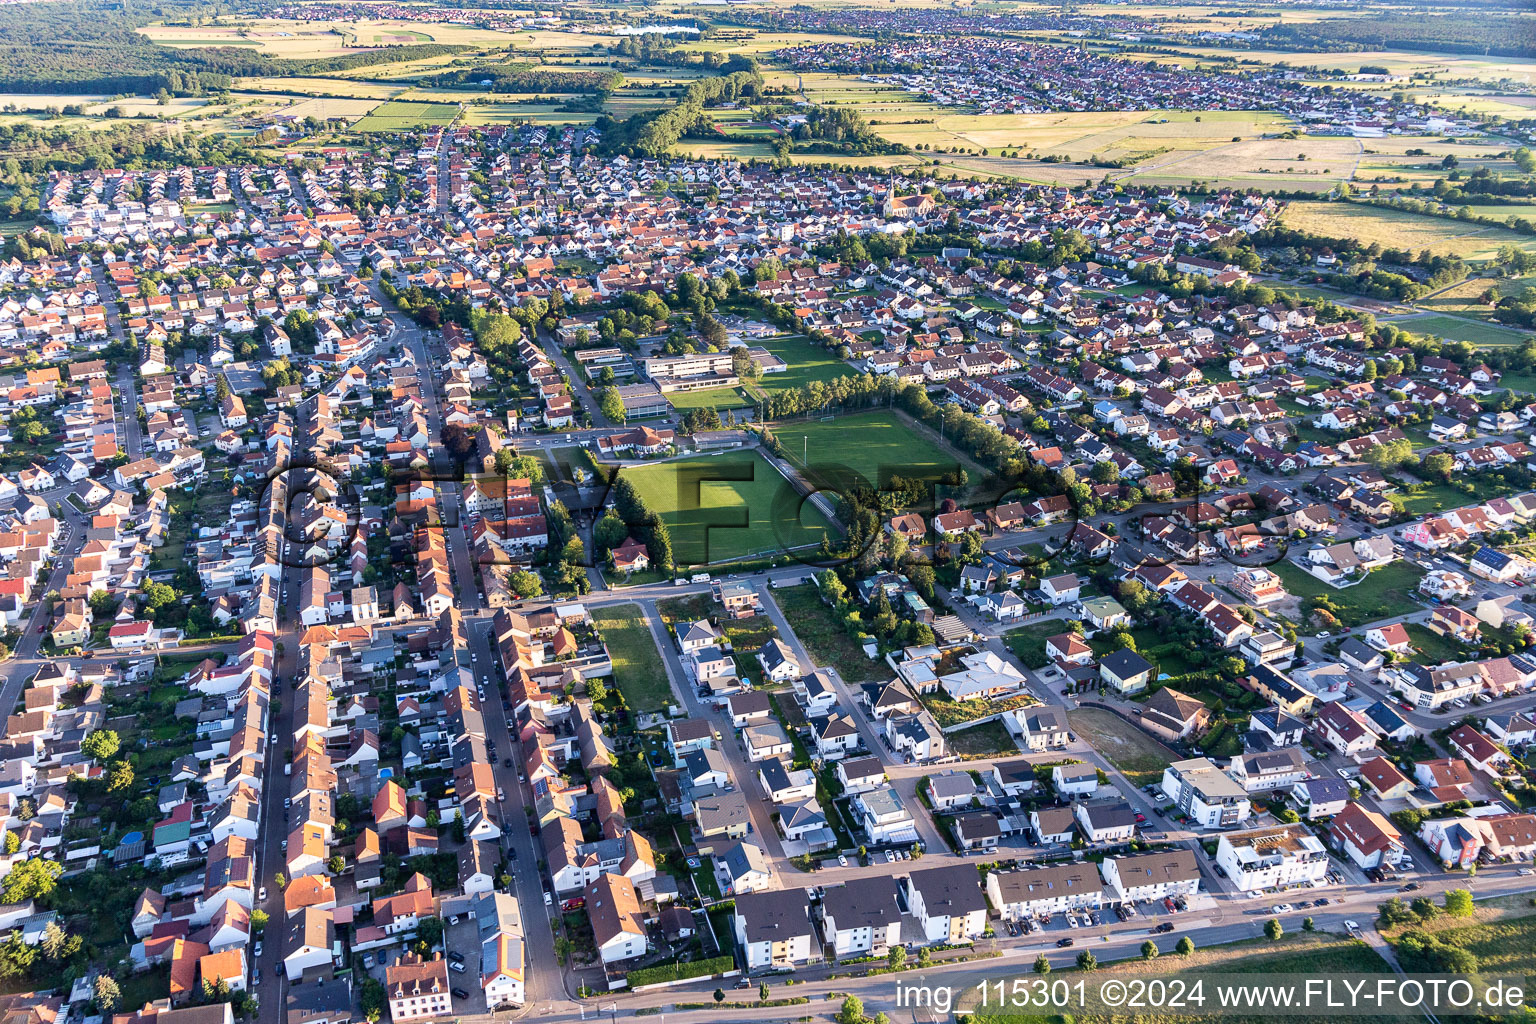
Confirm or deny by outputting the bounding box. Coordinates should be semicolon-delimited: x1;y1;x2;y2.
1001;891;1193;940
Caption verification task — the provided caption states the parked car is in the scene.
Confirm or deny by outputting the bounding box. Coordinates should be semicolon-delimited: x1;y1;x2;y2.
1057;938;1075;947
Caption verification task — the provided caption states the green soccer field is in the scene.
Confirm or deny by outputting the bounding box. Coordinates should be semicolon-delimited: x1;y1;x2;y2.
771;409;980;489
619;450;832;565
752;333;856;393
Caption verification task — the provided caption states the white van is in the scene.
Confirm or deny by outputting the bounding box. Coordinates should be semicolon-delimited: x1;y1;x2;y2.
691;573;711;584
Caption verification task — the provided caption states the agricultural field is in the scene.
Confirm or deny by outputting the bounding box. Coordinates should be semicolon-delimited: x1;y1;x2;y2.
1416;273;1533;323
1280;201;1536;266
279;95;384;121
460;102;600;127
139;18;520;55
620;449;832;565
870;108;1290;161
351;99;459;132
1400;312;1533;348
231;76;402;98
1108;43;1536;87
770;409;981;489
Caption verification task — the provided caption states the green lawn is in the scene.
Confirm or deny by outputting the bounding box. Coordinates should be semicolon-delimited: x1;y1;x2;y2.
1396;475;1511;516
1003;619;1070;670
1499;369;1536;395
590;604;673;712
771;583;889;683
665;386;752;411
770;409;980;490
970;933;1396;1024
948;718;1020;757
1380;895;1536;978
1404;622;1466;665
1270;559;1426;628
1402;313;1532;348
620;450;833;564
753;334;855;393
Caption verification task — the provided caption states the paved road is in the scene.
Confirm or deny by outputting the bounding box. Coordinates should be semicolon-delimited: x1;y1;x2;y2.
0;500;85;732
394;303;567;1008
420;874;1536;1024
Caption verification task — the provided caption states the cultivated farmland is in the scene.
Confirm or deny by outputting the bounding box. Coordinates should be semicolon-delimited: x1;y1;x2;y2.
1280;201;1536;265
351;99;459;131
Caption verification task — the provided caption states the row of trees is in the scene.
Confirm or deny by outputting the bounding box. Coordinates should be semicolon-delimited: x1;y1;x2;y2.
429;67;624;95
607;475;675;574
598;61;763;157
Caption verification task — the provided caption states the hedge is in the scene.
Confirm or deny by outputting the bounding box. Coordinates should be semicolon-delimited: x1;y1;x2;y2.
626;955;736;989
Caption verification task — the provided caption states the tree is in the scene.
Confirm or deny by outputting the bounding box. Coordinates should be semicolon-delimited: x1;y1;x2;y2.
250;909;269;933
1076;950;1097;971
141;579;178;612
1418;451;1455;481
1;832;15;856
106;758;135;794
1410;897;1439;922
597;386;627;423
1176;936;1195;956
327;855;345;875
887;945;906;970
1141;940;1159;960
40;921;68;960
713;989;725;1005
1033;953;1052;975
1443;888;1474;918
917;945;931;967
1302;916;1315;932
493;449;544;485
837;995;865;1024
1377;896;1414;927
0;931;34;980
507;569;542;598
1;857;61;903
593;510;629;555
81;728;119;762
759;983;769;1002
1264;918;1283;941
1365;437;1413;470
94;974;121;1012
415;917;444;950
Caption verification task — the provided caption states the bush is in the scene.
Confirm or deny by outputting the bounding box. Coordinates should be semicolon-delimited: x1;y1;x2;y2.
1443;888;1474;918
626;955;735;989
